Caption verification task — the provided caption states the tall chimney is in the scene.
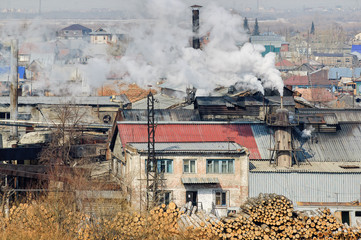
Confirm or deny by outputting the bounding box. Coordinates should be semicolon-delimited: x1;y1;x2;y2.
280;96;284;109
191;5;202;49
10;39;18;138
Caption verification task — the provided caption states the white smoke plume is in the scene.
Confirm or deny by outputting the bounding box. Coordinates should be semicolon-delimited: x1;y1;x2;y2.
0;0;284;97
110;0;284;96
301;126;315;138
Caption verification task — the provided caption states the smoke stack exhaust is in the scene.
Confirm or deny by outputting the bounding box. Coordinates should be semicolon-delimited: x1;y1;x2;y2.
191;5;202;49
10;39;18;138
280;96;283;109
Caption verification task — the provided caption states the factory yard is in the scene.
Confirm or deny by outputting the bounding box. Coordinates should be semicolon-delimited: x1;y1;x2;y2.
1;194;360;240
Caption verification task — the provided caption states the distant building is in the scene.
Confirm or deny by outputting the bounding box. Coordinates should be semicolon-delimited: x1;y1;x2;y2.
90;28;112;44
312;52;357;67
284;69;336;89
328;67;361;80
57;24;92;40
250;33;289;56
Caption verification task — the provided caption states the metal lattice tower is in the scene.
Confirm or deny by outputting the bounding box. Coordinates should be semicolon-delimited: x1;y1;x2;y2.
146;91;159;209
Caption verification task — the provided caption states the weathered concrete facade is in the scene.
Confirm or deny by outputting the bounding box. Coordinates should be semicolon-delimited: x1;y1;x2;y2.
112;142;249;216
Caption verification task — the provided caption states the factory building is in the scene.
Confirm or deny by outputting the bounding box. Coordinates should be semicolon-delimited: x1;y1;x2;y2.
109;122;251;215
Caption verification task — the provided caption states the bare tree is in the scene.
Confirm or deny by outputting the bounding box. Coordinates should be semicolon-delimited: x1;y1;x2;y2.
39;103;86;166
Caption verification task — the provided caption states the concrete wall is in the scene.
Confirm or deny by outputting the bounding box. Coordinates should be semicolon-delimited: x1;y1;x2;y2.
249;172;361;203
124;150;249;214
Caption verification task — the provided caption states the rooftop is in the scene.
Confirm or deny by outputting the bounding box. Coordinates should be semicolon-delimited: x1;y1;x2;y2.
115;122;261;159
0;95;130;106
250;161;361;173
126;142;245;154
120;109;200;122
328;67;361;80
61;24;91;32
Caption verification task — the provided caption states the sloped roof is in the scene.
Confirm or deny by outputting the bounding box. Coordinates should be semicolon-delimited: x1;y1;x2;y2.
251;123;361;162
114;119;361;163
284;75;309;86
127;142;245;154
250;161;361;173
61;24;91;32
284;70;333;86
295;88;336;102
120;109;200;121
276;59;294;67
131;93;188;109
116;122;261;159
298;109;361;123
0;95;130;106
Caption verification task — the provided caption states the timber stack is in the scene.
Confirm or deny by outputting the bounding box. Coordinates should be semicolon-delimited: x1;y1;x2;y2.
79;195;361;239
176;194;361;239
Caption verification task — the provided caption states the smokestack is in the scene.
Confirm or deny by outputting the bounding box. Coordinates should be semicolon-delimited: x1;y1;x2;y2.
10;39;18;138
280;96;283;109
191;5;202;49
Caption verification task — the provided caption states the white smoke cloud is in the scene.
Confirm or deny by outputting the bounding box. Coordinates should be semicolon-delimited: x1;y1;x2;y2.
301;126;315;138
109;0;284;96
0;0;284;97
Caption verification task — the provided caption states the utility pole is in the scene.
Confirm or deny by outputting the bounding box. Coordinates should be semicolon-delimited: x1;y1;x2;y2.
146;91;159;210
10;39;18;139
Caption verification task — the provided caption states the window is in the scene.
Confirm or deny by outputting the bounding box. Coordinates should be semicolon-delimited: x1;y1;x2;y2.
336;59;341;63
146;159;173;173
158;159;173;173
215;191;227;206
183;159;196;173
160;191;172;205
207;159;234;174
356;211;361;217
346;58;350;62
0;112;10;119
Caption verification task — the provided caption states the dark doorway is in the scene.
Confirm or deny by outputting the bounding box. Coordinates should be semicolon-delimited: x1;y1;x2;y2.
341;211;350;225
186;191;197;206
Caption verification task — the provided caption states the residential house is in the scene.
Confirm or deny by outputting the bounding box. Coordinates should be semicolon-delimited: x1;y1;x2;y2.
57;24;92;40
90;28;112;44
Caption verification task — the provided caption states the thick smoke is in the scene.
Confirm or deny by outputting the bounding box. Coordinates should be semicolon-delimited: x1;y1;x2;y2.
0;0;284;97
111;0;284;96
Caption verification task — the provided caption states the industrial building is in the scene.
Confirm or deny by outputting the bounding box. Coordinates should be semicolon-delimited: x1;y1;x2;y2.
107;91;361;218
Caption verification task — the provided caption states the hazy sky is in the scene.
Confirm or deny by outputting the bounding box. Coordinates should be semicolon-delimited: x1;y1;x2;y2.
1;0;360;12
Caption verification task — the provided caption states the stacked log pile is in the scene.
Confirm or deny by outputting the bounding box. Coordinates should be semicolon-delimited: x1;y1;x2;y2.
201;193;361;239
79;195;361;239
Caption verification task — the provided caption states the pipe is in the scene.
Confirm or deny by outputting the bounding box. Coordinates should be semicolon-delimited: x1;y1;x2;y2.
280;96;283;109
10;39;18;138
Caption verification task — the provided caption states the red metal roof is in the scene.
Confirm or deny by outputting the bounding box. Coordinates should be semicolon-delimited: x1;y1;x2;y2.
117;123;261;159
284;75;309;86
276;59;294;67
